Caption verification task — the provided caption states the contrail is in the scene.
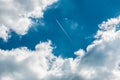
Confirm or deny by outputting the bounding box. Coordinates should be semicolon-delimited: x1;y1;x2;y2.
56;19;72;42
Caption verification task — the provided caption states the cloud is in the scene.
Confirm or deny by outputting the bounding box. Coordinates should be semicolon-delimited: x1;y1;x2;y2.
80;16;120;80
0;25;10;41
0;16;120;80
0;0;57;41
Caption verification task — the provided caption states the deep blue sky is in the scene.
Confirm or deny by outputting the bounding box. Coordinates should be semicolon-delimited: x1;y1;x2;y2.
0;0;120;57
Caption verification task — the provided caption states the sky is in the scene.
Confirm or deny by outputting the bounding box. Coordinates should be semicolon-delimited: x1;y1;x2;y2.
0;0;120;80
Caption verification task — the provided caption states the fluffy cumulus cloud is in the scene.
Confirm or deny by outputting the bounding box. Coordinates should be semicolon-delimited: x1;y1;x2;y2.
1;16;120;80
0;25;10;41
0;0;57;41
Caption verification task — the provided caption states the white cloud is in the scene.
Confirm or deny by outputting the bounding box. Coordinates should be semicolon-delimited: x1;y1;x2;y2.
0;25;10;41
74;49;85;57
95;16;120;42
81;16;120;80
0;16;120;80
0;0;57;41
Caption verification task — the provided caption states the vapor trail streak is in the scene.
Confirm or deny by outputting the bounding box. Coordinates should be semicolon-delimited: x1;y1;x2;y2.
56;19;72;42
